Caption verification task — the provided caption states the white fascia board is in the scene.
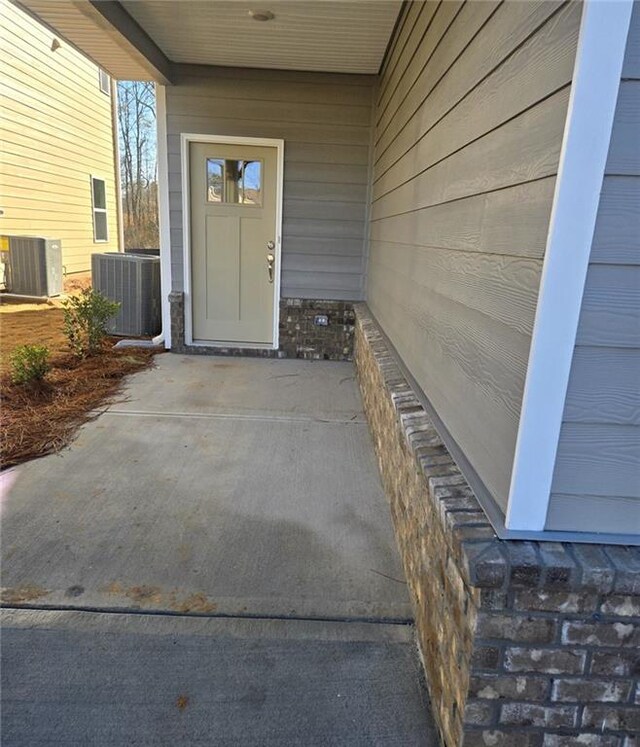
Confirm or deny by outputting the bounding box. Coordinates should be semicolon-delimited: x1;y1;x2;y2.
155;84;172;350
505;0;634;531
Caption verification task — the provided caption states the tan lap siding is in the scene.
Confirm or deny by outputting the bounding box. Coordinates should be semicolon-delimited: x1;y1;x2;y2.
165;65;375;300
0;2;119;274
548;3;640;534
366;0;582;512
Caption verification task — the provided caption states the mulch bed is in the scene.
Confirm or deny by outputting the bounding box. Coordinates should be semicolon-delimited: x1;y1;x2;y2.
1;343;159;470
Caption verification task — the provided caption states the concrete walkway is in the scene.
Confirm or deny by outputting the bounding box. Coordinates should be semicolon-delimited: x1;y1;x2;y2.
1;355;438;745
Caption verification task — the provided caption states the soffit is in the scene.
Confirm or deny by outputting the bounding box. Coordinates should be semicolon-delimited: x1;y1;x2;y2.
120;0;402;74
16;0;169;81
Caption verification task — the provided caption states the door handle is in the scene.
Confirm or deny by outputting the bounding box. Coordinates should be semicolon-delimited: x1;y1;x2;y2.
267;252;275;283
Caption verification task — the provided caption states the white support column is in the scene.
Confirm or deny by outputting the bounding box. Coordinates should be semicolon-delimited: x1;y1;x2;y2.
155;83;172;349
505;0;634;531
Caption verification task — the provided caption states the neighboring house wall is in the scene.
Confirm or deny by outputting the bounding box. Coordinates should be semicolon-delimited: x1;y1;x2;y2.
366;1;582;513
0;1;119;275
165;64;375;301
547;4;640;534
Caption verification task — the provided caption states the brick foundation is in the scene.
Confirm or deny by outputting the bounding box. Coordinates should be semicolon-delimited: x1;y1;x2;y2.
169;292;354;360
354;303;640;747
278;298;354;360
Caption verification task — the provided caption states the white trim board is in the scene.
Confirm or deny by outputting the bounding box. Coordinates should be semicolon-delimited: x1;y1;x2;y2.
156;84;172;349
505;0;634;532
179;133;285;350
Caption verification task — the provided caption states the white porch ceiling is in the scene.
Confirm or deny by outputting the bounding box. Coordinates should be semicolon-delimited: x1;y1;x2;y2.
120;0;402;74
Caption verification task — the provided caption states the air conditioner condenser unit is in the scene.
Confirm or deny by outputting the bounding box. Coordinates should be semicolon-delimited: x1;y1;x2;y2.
0;236;63;297
91;252;161;337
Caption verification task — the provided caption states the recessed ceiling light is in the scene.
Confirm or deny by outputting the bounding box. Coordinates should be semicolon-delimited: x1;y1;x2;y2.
249;9;275;21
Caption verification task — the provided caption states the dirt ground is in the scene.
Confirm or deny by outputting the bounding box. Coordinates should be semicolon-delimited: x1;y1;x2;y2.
0;272;92;373
0;305;68;374
0;274;160;469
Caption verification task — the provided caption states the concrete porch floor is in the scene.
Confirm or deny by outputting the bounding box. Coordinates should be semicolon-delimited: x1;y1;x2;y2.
1;355;438;745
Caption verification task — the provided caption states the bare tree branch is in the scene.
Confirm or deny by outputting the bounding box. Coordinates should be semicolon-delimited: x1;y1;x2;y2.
117;81;158;248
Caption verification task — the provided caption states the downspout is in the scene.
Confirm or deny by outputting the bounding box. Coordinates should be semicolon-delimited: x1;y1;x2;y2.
110;77;125;253
154;83;172;348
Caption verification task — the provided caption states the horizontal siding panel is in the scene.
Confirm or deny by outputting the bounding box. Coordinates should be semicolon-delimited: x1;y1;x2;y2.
370;178;555;259
590;177;640;263
281;271;362;294
368;254;530;421
165;95;372;128
283;199;366;223
173;65;375;88
2;149;115;187
370;239;541;336
375;0;564;160
376;0;464;131
546;493;640;534
377;1;430;105
605;80;640;174
2;129;115;168
282;237;365;257
282;254;362;274
2;76;112;133
374;2;580;201
1;22;112;99
575;265;640;348
282;181;368;203
2;99;115;158
282;287;361;302
622;0;640;78
373;87;569;221
375;0;498;168
563;347;640;425
367;265;520;510
282;218;365;241
552;423;640;498
3;173;117;206
168;115;370;147
169;78;374;108
284;162;369;185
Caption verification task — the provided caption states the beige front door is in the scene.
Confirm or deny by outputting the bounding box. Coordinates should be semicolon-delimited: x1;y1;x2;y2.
190;141;278;344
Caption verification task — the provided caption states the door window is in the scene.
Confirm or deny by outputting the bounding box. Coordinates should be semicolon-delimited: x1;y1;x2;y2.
206;159;262;205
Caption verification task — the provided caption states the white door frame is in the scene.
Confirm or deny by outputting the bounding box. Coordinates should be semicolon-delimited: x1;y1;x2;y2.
180;133;284;349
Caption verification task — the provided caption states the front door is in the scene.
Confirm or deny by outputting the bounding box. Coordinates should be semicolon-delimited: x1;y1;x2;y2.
190;141;278;345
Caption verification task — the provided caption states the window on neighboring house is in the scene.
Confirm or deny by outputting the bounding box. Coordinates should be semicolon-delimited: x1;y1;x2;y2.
98;69;111;95
91;177;108;242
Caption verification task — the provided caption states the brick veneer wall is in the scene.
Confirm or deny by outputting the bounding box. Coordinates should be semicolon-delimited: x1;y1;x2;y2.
169;292;354;360
354;304;640;747
278;298;354;360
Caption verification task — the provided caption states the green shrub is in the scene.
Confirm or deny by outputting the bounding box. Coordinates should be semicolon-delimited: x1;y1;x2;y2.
62;288;120;357
10;344;51;385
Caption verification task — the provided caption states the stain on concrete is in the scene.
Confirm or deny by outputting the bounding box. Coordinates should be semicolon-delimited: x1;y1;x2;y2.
101;583;217;614
176;694;189;711
65;585;85;598
125;586;164;605
171;592;217;614
1;585;49;604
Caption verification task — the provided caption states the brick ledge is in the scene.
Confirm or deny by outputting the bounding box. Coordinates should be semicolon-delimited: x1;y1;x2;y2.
354;303;640;596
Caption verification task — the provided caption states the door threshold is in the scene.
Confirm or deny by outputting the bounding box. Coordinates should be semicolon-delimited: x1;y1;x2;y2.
190;339;276;350
176;341;282;359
